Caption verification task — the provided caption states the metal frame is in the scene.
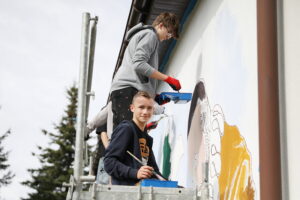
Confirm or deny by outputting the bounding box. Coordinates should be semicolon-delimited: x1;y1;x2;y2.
80;184;203;200
276;0;289;199
72;12;98;200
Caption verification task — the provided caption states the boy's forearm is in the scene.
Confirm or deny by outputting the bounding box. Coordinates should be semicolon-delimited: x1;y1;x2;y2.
100;132;109;148
150;70;168;81
87;106;108;130
104;156;138;180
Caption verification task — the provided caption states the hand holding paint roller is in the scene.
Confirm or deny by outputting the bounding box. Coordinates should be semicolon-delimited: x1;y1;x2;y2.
155;94;171;105
164;76;181;91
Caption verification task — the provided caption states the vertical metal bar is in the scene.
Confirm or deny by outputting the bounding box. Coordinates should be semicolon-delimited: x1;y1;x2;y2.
276;0;289;199
257;0;282;199
149;186;153;200
89;156;93;176
86;17;98;117
137;184;142;200
91;182;97;200
200;162;209;200
73;12;90;200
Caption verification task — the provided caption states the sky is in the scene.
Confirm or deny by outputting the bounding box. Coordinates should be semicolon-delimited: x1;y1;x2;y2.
0;0;131;199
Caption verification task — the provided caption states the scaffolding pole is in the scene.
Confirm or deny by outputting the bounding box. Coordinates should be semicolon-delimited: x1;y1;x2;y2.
86;16;98;117
73;12;91;200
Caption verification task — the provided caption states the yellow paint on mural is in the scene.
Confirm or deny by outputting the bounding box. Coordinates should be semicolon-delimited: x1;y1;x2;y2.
219;122;255;200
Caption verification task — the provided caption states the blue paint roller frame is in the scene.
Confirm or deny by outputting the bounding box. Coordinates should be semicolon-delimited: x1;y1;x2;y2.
159;92;192;104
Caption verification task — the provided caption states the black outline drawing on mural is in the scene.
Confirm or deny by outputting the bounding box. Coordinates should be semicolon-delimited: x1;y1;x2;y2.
187;80;255;200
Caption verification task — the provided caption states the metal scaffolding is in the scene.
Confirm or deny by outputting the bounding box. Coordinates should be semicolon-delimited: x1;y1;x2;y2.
63;12;98;200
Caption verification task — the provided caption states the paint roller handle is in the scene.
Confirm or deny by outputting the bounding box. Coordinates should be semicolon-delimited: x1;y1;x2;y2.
164;76;181;91
155;94;171;105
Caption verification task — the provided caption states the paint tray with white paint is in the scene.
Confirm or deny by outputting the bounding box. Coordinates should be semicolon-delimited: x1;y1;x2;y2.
159;92;192;104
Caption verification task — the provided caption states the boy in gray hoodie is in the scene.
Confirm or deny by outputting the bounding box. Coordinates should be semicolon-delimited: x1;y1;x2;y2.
110;12;182;129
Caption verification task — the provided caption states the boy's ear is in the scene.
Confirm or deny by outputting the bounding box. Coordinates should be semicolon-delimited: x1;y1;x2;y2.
130;104;134;112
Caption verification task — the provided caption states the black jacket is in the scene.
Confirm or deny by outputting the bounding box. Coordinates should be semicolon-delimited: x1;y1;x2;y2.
104;120;161;185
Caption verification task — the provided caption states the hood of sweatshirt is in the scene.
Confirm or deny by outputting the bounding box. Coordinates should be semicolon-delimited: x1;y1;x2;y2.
125;23;156;41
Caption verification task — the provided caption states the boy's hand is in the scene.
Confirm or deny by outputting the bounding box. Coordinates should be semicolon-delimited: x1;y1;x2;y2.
137;166;153;179
164;76;181;91
146;121;158;130
155;94;171;105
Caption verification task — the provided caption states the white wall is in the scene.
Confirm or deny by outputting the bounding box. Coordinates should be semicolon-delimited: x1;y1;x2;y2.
154;0;259;199
281;0;300;199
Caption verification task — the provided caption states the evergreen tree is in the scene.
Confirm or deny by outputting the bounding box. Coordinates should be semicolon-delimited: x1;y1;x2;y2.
0;129;14;188
22;86;78;200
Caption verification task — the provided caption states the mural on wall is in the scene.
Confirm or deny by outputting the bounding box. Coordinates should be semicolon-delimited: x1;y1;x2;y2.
187;81;255;199
153;0;259;197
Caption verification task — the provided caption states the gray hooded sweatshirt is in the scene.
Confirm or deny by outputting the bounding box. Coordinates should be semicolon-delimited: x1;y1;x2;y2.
110;23;160;97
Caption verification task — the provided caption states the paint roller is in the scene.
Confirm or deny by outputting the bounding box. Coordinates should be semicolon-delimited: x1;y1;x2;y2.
158;92;192;104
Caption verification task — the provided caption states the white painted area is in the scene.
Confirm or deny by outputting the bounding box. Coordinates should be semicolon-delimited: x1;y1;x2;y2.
151;102;190;186
281;0;300;199
155;0;259;198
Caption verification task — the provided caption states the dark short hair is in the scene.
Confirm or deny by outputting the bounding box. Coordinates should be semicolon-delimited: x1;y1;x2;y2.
132;91;152;104
152;12;180;39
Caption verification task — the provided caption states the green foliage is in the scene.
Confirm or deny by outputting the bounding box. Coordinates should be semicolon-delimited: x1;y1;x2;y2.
0;129;15;187
22;86;78;200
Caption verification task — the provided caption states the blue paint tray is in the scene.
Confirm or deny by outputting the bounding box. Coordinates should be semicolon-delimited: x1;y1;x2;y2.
141;179;178;188
159;92;192;104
